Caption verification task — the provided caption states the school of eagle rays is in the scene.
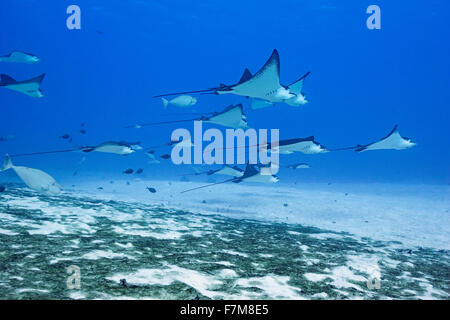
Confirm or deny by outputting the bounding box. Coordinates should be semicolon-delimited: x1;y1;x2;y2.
0;49;416;194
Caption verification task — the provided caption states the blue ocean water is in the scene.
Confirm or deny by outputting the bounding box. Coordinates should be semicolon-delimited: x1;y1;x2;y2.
0;1;449;300
0;0;449;184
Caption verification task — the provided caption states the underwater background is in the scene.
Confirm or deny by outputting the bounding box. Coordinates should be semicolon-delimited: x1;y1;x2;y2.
0;0;449;299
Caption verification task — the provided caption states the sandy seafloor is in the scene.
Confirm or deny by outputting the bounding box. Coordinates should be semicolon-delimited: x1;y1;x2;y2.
0;180;449;300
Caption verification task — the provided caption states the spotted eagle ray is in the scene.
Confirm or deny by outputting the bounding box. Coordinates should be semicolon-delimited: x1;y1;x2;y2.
327;125;416;152
181;163;278;193
354;125;416;152
9;141;141;158
77;141;141;155
126;104;248;129
0;73;45;98
181;165;245;178
154;49;310;106
230;136;328;155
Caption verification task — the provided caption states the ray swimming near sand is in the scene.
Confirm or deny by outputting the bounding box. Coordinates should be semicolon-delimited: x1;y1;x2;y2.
181;164;278;193
180;165;244;178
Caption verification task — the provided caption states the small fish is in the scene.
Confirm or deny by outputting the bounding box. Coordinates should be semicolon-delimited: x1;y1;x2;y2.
146;151;160;164
171;139;194;148
128;142;142;151
123;169;134;174
0;185;5;192
0;155;61;195
146;187;156;193
162;95;197;109
287;163;310;170
0;51;40;64
60;134;70;139
160;154;171;160
135;168;144;174
97;187;104;190
79;129;87;134
0;135;14;142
